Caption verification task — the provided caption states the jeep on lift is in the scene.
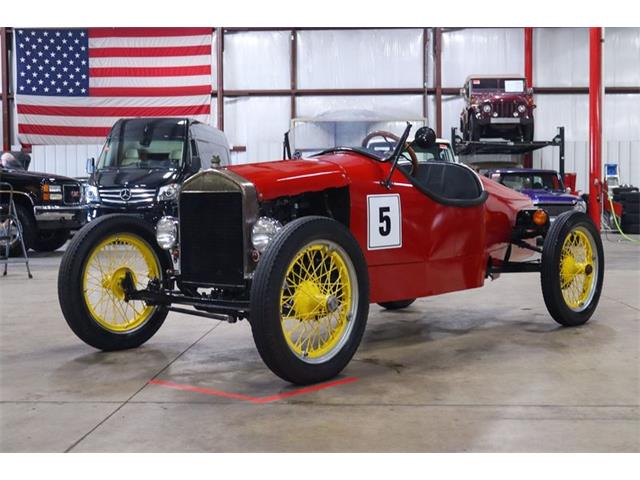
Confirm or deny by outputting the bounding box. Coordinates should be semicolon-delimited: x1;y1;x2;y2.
460;75;535;142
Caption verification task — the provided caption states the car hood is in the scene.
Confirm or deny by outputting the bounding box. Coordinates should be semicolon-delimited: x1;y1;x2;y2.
93;168;180;189
520;189;578;204
227;159;350;200
0;167;79;183
471;92;529;104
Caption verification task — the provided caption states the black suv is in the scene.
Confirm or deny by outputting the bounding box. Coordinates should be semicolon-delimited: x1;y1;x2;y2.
0;152;88;254
85;117;230;223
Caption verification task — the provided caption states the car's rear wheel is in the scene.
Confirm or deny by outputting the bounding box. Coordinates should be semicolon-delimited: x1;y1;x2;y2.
378;299;416;310
250;216;369;385
541;211;604;327
58;215;170;351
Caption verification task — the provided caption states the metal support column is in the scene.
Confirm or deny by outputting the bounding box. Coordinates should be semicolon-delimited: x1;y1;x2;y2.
524;27;534;168
1;27;11;151
589;27;603;229
434;27;442;137
422;28;429;119
290;29;297;120
216;27;224;131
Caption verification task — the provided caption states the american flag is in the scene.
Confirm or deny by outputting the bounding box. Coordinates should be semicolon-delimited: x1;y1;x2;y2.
15;27;212;145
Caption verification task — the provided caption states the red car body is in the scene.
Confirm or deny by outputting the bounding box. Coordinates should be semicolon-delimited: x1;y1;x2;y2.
57;125;604;385
228;152;533;304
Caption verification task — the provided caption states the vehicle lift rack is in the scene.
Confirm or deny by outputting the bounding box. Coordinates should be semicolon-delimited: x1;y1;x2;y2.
451;126;567;177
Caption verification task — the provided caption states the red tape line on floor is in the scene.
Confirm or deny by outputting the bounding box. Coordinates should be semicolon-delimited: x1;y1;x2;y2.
149;377;359;404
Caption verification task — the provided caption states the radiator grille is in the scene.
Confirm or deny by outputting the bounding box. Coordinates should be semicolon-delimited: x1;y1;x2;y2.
539;203;574;218
179;191;244;286
496;101;515;118
98;187;156;206
63;184;82;205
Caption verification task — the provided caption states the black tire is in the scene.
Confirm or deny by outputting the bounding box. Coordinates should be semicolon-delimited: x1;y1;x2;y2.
623;202;640;215
523;123;534;142
461;119;469;141
6;203;36;256
250;216;369;385
621;213;640;233
470;117;480;141
33;229;69;252
620;223;640;234
612;186;638;196
619;191;640;204
58;214;170;351
378;299;416;310
541;211;604;327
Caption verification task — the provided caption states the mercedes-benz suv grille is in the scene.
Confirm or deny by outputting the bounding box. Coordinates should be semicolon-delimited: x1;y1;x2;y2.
98;187;156;206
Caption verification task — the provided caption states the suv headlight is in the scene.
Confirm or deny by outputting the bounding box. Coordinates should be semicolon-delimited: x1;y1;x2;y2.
517;104;527;113
156;216;179;250
482;103;492;113
252;217;283;253
41;183;62;201
158;183;179;202
84;185;100;203
574;199;587;212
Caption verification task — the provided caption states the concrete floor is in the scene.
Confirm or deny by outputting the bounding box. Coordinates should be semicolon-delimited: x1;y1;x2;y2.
1;235;638;452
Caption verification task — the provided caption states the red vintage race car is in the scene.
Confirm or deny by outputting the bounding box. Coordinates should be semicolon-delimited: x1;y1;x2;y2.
58;124;604;385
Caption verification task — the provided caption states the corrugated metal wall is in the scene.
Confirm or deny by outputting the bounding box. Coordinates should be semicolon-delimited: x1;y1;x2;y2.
17;27;640;187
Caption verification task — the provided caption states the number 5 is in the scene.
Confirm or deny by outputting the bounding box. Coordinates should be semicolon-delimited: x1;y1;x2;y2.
379;206;391;236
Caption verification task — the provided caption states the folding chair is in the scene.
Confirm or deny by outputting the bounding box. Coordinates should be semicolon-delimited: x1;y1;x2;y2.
0;181;33;278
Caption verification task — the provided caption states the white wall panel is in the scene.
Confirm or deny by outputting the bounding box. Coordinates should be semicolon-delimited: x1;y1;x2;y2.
31;143;102;178
442;28;524;88
224;31;290;90
297;95;423;120
224;96;290;164
604;94;640;141
534;28;588;87
297;29;423;89
605;28;640;87
533;94;589;140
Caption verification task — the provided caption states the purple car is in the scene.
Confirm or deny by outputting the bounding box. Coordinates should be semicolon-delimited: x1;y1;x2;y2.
488;168;587;219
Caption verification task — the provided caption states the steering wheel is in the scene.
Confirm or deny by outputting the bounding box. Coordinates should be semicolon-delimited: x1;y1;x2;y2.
361;130;419;176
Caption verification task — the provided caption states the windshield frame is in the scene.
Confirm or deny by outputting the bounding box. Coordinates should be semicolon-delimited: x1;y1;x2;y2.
96;119;189;171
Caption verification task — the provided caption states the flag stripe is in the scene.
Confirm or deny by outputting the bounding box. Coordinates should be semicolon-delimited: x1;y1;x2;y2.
24;134;106;144
89;28;212;38
89;45;211;58
18;114;211;127
19;124;112;137
89;56;211;68
88;34;212;48
89;65;211;77
90;75;212;88
89;85;212;97
17;104;211;117
17;94;212;107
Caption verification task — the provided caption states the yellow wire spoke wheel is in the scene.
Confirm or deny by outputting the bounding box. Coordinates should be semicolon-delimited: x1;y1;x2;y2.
280;241;358;364
558;227;598;312
82;233;160;333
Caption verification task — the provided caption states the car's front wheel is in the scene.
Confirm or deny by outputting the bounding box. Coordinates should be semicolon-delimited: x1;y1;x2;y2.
541;211;604;327
250;216;369;385
33;229;69;252
58;215;170;351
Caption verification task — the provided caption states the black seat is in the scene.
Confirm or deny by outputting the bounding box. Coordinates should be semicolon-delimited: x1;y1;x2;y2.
402;161;487;207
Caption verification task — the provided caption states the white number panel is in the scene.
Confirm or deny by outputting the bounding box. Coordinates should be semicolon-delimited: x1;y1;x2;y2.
367;194;402;250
